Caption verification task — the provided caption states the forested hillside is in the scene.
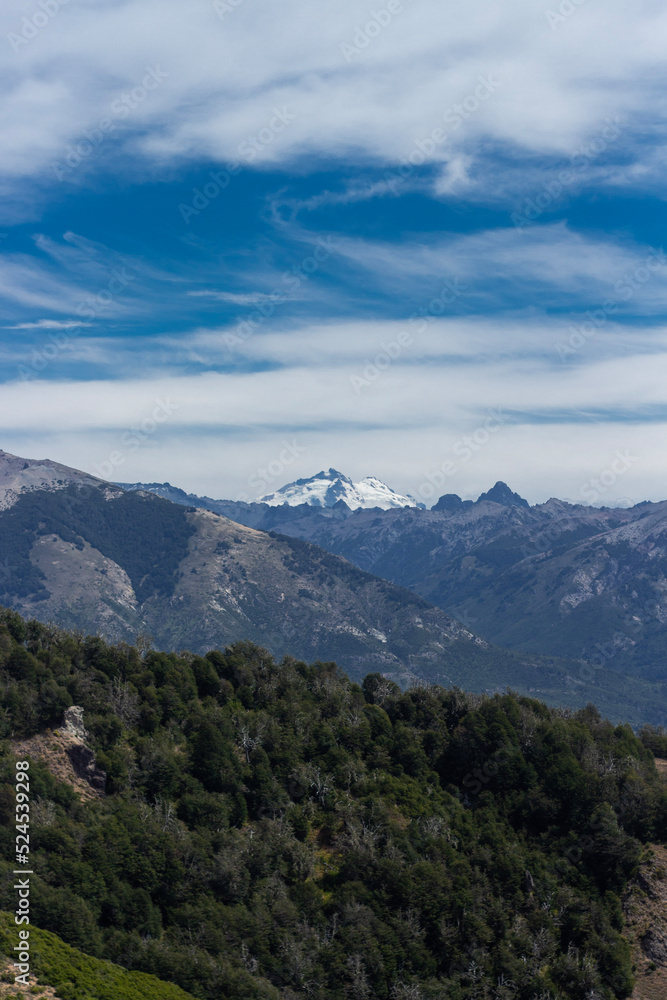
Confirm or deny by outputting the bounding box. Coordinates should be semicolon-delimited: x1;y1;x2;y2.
0;608;666;1000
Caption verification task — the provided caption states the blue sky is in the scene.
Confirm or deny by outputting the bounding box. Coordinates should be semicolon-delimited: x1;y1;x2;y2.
1;0;667;505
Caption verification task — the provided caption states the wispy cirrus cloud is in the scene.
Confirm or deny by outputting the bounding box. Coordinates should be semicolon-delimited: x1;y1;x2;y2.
327;224;667;316
1;0;666;508
0;352;665;506
0;0;666;204
4;319;92;330
187;289;291;306
2;221;666;370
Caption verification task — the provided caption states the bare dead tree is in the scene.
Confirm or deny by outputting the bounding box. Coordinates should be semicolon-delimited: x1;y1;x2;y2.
109;676;139;728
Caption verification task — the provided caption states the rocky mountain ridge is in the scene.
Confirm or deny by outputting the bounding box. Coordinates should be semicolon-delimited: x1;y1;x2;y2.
0;449;581;709
120;475;667;691
3;449;667;723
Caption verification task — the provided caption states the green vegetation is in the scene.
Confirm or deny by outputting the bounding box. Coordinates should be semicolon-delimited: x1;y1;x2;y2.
272;532;432;609
0;911;197;999
0;487;195;604
2;482;665;726
0;607;666;999
638;723;667;758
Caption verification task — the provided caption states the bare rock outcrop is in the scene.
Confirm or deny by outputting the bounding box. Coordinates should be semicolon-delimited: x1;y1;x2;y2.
10;705;106;800
62;705;87;740
66;740;107;792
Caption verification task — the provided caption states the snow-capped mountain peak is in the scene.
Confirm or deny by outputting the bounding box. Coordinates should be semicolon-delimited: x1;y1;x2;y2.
259;469;424;510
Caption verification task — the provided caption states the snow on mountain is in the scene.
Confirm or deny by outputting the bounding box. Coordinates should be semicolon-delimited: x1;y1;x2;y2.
258;469;425;510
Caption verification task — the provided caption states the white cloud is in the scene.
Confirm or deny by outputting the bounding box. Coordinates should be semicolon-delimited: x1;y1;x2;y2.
1;316;667;504
0;232;192;323
329;224;667;309
1;0;665;507
0;0;666;203
2;221;666;399
4;319;92;330
1;417;662;509
179;315;667;370
187;290;287;305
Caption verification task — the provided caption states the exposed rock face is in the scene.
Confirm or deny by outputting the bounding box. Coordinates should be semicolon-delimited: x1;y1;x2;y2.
10;706;106;799
66;742;107;792
0;447;107;511
60;706;106;793
642;927;667;965
62;705;87;740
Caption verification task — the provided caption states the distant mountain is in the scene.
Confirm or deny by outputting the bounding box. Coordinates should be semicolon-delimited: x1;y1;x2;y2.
0;452;460;683
0;447;106;510
0;449;584;708
431;480;529;511
117;480;206;507
123;476;667;694
257;468;425;509
476;480;530;508
4;449;666;722
431;492;474;511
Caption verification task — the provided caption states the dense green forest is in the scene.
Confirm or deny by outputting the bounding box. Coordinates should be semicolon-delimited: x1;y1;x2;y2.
0;607;666;1000
0;486;195;603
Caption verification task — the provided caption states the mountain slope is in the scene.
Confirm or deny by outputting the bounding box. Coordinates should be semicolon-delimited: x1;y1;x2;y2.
0;476;463;684
3;450;666;722
623;843;667;1000
0;483;606;712
0;452;565;707
1;610;666;1000
0;447;106;511
125;480;667;687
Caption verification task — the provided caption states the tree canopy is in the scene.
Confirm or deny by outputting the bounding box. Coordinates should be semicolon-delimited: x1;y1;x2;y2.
0;606;665;1000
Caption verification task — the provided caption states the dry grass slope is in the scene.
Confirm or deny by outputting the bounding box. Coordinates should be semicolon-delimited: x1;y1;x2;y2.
0;959;60;997
10;729;104;802
625;759;667;1000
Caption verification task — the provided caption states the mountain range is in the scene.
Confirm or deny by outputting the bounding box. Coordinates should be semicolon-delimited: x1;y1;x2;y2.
0;450;569;705
122;470;667;701
3;448;666;725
